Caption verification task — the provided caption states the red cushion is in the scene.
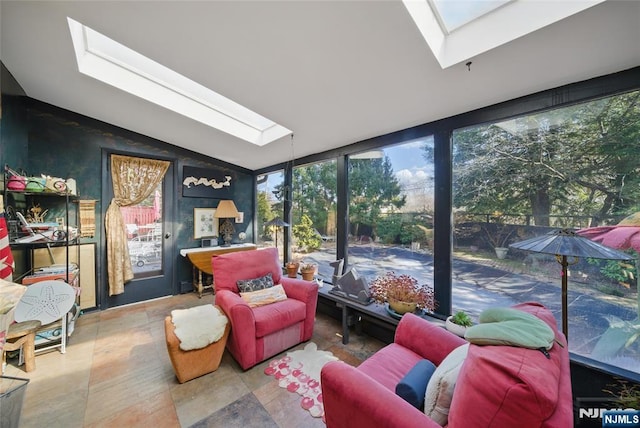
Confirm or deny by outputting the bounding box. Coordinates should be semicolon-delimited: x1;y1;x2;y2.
253;298;306;338
448;303;563;428
358;343;424;391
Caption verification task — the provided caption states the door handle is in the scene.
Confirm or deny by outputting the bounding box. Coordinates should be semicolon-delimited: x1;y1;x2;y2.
164;233;171;239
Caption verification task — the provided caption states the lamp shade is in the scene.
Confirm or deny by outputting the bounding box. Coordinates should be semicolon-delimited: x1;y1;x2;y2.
214;200;239;219
509;228;633;260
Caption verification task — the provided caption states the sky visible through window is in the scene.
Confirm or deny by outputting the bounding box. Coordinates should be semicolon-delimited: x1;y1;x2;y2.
431;0;511;32
383;137;434;211
260;138;434;213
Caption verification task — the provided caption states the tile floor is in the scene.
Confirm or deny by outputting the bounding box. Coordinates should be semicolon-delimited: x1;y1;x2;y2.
2;293;385;427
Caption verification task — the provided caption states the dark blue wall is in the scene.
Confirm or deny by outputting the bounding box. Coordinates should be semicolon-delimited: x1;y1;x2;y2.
0;63;28;171
1;61;255;307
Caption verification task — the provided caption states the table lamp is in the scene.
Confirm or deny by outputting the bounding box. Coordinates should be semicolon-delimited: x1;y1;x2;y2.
214;200;240;246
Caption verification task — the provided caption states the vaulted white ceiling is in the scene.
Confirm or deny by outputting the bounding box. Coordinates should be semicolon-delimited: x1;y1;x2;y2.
1;1;639;170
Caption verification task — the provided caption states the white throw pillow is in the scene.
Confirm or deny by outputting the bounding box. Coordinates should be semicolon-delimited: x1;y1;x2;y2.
424;343;469;426
241;283;287;308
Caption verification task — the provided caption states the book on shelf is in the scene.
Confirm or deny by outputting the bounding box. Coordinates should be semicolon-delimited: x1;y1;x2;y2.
22;265;79;286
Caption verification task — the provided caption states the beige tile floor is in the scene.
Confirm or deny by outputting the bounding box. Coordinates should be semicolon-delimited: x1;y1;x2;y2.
2;292;385;427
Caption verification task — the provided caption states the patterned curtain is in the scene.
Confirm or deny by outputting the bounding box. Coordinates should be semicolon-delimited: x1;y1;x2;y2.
105;155;169;296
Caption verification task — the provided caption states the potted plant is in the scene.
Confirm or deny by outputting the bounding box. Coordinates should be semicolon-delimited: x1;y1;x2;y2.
604;378;640;411
285;261;300;278
446;310;473;337
299;262;317;281
482;215;514;259
368;271;436;315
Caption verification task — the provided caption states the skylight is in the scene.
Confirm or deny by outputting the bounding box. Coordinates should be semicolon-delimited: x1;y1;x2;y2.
430;0;511;33
67;17;291;146
402;0;606;69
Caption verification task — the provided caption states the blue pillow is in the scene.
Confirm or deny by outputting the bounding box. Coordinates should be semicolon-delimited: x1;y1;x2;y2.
395;359;437;410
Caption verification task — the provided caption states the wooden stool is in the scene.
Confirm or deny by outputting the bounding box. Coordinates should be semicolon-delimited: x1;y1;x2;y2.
3;320;41;372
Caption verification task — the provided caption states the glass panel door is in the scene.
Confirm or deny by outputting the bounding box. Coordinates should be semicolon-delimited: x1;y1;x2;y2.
121;184;163;276
103;155;174;308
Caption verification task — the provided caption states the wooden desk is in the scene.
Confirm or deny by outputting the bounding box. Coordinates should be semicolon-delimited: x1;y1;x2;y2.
180;244;257;297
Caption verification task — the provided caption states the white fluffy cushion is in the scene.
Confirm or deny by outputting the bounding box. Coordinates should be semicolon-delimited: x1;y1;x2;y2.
171;305;228;351
424;343;469;425
240;283;287;308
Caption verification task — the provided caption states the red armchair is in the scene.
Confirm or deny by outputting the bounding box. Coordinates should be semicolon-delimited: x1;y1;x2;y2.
321;302;573;428
212;247;319;370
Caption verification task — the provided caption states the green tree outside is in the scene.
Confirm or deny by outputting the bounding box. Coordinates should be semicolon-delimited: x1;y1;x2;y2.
349;156;406;238
292;214;322;252
257;190;275;240
444;90;640;226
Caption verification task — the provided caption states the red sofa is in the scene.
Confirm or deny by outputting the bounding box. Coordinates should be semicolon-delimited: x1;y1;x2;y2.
212;247;318;370
321;302;573;427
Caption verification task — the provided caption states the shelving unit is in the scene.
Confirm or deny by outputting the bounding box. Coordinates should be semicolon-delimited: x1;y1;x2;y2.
3;168;80;354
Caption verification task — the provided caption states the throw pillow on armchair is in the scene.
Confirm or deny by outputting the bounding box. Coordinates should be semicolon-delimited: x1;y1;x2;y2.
395;359;437;410
423;343;469;425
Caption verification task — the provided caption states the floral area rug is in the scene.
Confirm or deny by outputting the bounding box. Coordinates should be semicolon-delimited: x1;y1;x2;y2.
264;342;338;420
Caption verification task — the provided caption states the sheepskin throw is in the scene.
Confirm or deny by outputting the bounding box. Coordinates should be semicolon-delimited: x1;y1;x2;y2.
171;305;228;351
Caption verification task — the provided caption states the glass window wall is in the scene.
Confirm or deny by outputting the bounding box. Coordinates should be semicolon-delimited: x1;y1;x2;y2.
256;170;285;259
346;136;435;302
290;160;337;280
452;90;640;375
255;69;640;377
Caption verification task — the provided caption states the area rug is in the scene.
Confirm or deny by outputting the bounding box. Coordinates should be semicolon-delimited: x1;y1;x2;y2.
264;342;339;420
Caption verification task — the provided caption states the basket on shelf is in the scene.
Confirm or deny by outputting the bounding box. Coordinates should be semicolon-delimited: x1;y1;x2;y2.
5;167;26;192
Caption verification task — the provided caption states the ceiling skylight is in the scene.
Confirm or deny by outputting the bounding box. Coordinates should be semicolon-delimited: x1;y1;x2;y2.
403;0;606;69
67;17;291;146
431;0;512;33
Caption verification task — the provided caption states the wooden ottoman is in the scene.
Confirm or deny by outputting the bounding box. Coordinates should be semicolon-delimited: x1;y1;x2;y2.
164;305;230;383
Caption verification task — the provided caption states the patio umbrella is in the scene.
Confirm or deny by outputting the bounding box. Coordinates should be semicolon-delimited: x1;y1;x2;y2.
265;218;290;250
510;228;634;340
